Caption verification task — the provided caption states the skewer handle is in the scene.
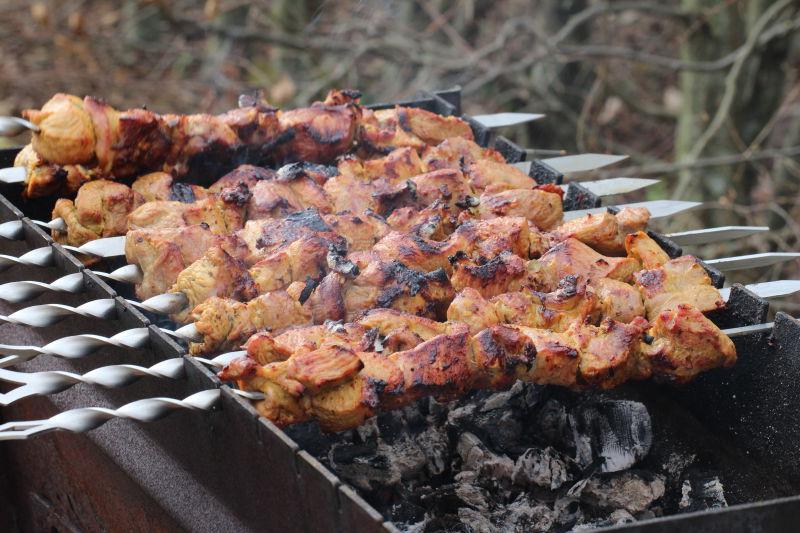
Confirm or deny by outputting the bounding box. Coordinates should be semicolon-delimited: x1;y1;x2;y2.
0;247;54;271
0;328;151;367
0;351;245;405
0;389;263;440
0;117;39;136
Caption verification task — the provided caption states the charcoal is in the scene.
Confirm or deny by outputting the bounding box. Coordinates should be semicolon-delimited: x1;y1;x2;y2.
498;494;555;532
457;508;498;533
447;396;524;453
328;440;401;491
415;425;450;476
678;472;728;512
570;400;652;472
553;496;584;528
419;482;490;512
581;471;666;514
511;447;572;490
457;432;514;483
536;398;572;449
572;509;636;530
387;435;429;480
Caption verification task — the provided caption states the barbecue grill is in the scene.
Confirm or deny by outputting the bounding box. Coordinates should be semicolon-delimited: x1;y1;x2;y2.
1;88;798;532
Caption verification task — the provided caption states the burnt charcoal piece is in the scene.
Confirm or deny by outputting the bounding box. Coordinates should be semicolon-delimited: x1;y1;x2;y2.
678;471;728;513
456;508;496;531
570;400;653;472
535;398;573;450
445;383;532;454
511;447;573;490
498;494;555;532
580;470;666;514
419;481;491;513
553;496;585;529
456;432;514;485
573;509;637;530
328;440;402;491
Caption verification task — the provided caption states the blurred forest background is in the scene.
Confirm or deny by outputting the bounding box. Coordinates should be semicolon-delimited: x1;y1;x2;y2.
0;0;799;312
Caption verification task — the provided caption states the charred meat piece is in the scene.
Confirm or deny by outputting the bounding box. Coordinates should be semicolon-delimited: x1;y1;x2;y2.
131;172;208;203
125;224;235;300
359;106;474;154
52;179;143;246
548;208;650;256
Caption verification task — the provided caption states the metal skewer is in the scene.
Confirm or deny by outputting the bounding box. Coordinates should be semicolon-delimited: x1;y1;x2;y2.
666;226;770;246
0;116;39;136
471;112;545;128
0;323;199;368
0;351;245;406
0;388;264;441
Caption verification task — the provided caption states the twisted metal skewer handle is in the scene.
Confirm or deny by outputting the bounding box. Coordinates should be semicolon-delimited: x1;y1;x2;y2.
0;388;264;440
0;247;53;271
127;292;189;315
0;116;39;136
0;351;245;405
92;264;143;284
0;272;85;303
0;219;67;240
0;298;117;327
0;264;142;304
0;328;151;368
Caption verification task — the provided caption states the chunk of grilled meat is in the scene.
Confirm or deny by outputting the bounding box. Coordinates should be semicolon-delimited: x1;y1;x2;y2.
13;144;99;199
127;196;247;235
52;179;144;246
530;237;641;291
548;208;650;255
222;305;735;431
461;187;564;231
125;224;238;300
358;106;474;154
448;276;643;335
189;260;454;355
131;172;209;203
275;90;361;163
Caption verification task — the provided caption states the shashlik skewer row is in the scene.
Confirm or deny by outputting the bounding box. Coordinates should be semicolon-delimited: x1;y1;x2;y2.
1;279;791;407
0;173;659;244
204;235;752;431
0;222;782;307
0;301;773;443
39;137;559;248
0;91;547;198
0;229;750;366
217;303;737;432
180;231;716;355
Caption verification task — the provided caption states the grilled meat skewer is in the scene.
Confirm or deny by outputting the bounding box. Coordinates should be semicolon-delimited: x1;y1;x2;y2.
49;137;553;247
186;231;709;356
219;301;735;431
14;90;476;198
